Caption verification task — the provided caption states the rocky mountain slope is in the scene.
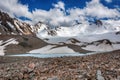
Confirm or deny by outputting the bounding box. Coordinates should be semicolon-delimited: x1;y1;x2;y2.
0;11;48;55
0;11;34;35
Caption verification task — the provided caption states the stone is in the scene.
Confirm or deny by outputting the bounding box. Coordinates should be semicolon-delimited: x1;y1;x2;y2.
28;63;36;69
96;70;105;80
47;76;59;80
117;76;120;80
18;72;24;79
23;73;29;79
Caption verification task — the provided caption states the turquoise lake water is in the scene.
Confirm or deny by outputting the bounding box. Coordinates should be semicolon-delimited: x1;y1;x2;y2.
9;52;101;58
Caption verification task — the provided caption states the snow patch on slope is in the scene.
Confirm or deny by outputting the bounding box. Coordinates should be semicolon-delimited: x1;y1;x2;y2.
42;32;120;45
7;21;14;29
0;38;18;56
76;32;120;42
82;44;113;51
29;45;75;53
0;41;4;55
83;43;120;52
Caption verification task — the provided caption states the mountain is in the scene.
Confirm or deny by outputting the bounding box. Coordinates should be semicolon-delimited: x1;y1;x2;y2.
0;11;48;55
0;10;120;55
0;11;34;35
33;21;58;37
0;10;119;37
34;19;120;38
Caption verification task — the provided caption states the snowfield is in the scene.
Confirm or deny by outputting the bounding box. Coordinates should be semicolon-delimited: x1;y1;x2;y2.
36;20;120;38
30;19;120;53
37;31;120;52
29;45;75;54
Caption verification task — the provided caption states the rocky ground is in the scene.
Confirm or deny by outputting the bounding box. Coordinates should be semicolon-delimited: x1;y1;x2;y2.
0;50;120;80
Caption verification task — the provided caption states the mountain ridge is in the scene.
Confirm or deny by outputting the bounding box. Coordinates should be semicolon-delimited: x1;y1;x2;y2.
0;10;120;55
0;10;120;37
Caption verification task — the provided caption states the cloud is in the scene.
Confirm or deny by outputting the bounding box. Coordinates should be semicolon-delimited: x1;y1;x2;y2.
52;1;65;10
31;8;66;26
105;0;112;3
0;0;32;18
84;0;119;18
0;0;119;27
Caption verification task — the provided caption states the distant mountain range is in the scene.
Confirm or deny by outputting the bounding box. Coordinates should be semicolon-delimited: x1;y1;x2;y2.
0;10;120;55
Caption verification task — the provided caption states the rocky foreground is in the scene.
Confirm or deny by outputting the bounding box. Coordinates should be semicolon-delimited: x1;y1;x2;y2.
0;50;120;80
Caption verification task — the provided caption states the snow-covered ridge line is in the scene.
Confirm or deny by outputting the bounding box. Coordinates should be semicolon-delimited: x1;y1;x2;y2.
34;20;120;38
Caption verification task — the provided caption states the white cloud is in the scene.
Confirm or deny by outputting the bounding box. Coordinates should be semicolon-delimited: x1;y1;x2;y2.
92;0;100;3
84;0;119;18
0;0;32;18
30;0;120;26
31;8;66;26
105;0;112;3
52;1;65;10
0;0;119;27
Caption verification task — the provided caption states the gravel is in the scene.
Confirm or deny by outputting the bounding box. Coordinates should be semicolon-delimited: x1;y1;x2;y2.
0;50;120;80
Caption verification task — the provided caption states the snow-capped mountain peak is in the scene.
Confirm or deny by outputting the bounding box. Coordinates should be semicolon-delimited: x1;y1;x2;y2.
1;10;119;38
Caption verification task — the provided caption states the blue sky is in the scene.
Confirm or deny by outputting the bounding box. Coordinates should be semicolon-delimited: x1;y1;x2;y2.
19;0;91;11
0;0;120;26
19;0;120;12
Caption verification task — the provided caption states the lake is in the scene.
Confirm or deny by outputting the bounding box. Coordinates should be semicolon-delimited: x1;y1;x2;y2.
9;52;101;58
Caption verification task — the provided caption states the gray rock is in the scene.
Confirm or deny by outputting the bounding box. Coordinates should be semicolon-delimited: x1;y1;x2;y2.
117;76;120;80
47;76;59;80
96;70;105;80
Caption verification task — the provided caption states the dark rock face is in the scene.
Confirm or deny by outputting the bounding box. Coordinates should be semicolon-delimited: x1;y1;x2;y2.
0;11;15;34
90;39;112;46
0;11;34;35
95;20;103;27
47;30;57;36
67;38;80;44
116;31;120;35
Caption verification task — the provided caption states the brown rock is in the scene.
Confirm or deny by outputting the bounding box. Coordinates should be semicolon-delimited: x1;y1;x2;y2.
18;72;24;79
23;73;29;79
28;63;36;69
